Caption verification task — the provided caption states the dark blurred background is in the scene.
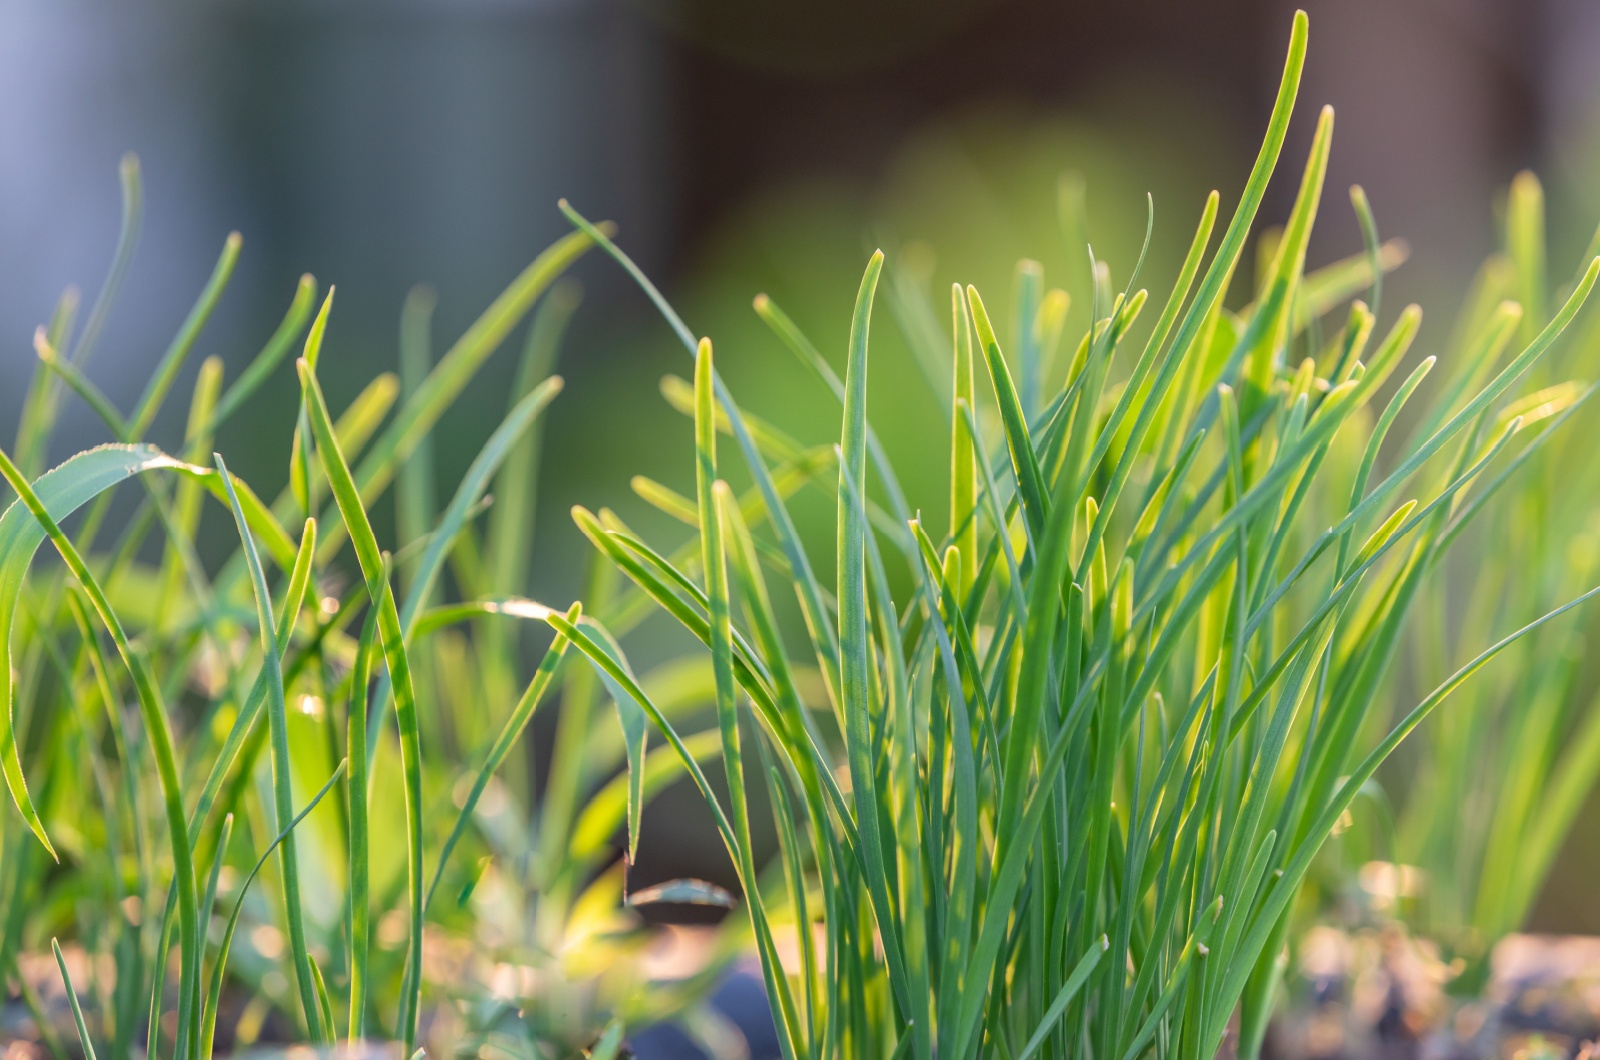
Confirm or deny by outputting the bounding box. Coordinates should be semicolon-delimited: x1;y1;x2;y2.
4;0;1600;930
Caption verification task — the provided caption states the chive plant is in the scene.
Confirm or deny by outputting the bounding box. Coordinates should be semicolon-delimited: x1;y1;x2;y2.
1381;170;1600;995
0;156;737;1059
550;12;1600;1060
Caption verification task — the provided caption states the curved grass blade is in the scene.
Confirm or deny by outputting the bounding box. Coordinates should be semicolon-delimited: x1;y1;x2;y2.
487;280;580;599
1076;188;1219;545
296;353;426;1053
424;602;575;910
752;292;912;529
74;153;143;368
309;958;334;1051
1349;185;1384;324
1096;8;1311;573
34;329;129;442
627;878;737;909
17;155;141;472
368;375;565;762
185;516;316;864
571;730;723;862
0;444;184;857
205;274;318;435
559;199;846;719
0;444;201;1060
966;285;1047;543
328;228;597;557
213;453;324;1041
200;762;346;1060
129;232;241;440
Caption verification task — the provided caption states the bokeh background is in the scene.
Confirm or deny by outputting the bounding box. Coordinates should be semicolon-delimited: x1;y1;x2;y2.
5;0;1600;931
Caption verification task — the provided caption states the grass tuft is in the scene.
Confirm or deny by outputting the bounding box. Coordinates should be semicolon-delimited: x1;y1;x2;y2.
553;10;1600;1058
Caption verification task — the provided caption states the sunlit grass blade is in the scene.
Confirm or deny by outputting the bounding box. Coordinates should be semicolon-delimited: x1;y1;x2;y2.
214;452;324;1041
1507;170;1548;340
185;515;316;869
17;154;140;473
33;329;129;442
396;284;438;594
966;284;1047;543
488;281;579;600
425;602;575;909
0;444;185;857
695;335;804;1055
364;373;564;763
331;228;597;547
834;251;917;1031
559;199;847;718
297;345;427;1053
128;233;241;440
200;762;346;1060
752;292;912;528
0;444;201;1060
346;592;378;1042
204;274;318;436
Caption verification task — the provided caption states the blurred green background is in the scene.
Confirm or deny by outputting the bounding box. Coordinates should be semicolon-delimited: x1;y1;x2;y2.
5;0;1600;931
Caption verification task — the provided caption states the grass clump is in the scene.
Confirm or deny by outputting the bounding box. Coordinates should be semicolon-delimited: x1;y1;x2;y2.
551;10;1600;1059
0;156;744;1057
1379;170;1600;992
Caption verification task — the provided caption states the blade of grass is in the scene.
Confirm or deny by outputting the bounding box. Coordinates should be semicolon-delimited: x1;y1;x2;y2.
213;453;324;1041
52;938;99;1060
0;444;201;1060
128;233;241;440
296;346;426;1054
346;593;379;1042
200;762;346;1060
424;603;575;909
